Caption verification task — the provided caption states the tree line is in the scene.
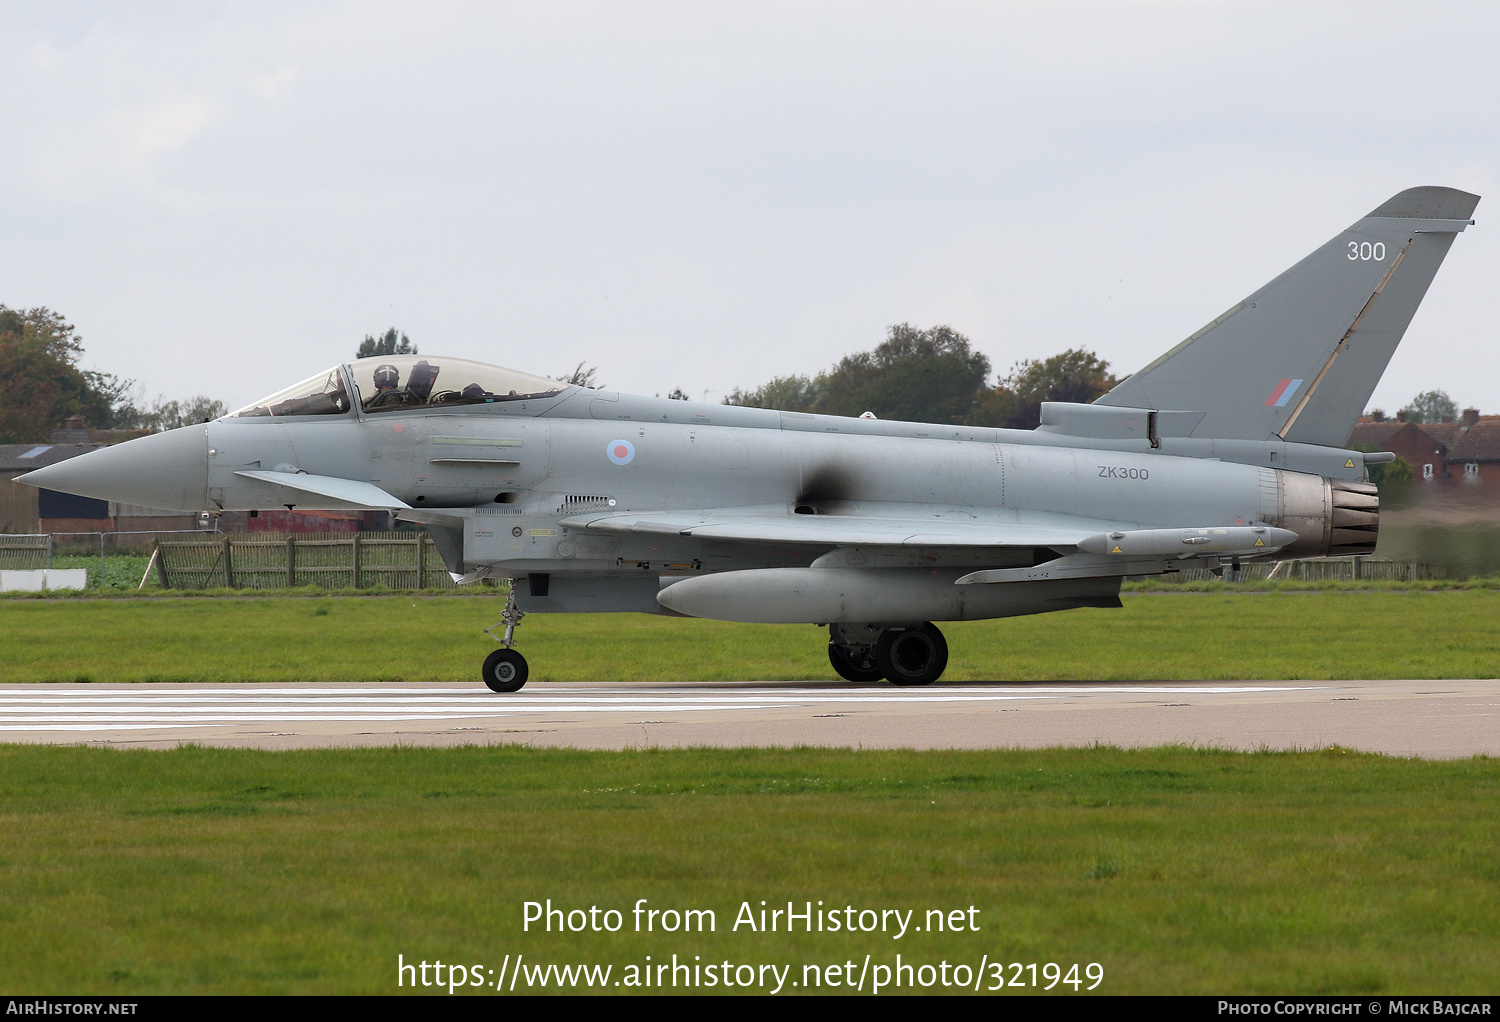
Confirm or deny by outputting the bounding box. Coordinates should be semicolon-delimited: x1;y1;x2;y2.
3;306;1467;446
725;323;1117;429
724;324;1465;430
0;311;1130;443
0;306;228;444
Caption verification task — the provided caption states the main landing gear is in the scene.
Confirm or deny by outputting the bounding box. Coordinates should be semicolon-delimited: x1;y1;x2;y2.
828;623;949;686
828;641;883;682
481;589;529;693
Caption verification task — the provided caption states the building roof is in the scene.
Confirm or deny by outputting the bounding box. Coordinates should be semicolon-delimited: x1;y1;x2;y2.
47;419;153;445
1348;414;1500;462
1420;421;1466;448
1446;420;1500;462
0;444;103;473
1347;420;1408;449
1348;420;1447;460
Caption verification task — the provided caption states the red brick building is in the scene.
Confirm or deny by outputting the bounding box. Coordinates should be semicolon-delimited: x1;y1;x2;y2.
248;509;379;533
1348;409;1500;498
1440;415;1500;495
1348;417;1449;484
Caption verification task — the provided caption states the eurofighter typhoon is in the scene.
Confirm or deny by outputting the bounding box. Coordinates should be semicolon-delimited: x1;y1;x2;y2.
19;187;1479;691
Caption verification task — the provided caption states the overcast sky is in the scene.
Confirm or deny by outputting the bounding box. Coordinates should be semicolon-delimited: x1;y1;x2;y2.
2;1;1496;417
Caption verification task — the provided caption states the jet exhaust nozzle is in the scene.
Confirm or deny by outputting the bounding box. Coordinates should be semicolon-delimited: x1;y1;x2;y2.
1269;473;1380;558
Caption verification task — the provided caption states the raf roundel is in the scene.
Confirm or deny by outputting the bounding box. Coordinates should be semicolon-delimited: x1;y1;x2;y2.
606;439;636;466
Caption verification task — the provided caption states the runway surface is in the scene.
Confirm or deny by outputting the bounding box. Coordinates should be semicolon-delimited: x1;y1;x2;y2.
1;679;1495;757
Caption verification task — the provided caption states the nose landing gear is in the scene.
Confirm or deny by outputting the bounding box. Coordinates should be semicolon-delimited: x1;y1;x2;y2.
481;588;529;693
482;648;528;692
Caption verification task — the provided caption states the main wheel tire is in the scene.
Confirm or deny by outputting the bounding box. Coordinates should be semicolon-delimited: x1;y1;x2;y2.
828;642;884;682
482;648;529;692
873;624;948;686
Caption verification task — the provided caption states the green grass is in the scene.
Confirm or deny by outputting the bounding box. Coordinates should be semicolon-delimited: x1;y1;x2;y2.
2;590;1499;683
12;574;1500;600
1124;575;1500;592
6;593;1498;995
2;744;1496;994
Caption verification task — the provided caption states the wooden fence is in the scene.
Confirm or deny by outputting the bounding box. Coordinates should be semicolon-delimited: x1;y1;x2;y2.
1;531;1458;589
0;534;50;570
1145;558;1448;583
153;533;465;590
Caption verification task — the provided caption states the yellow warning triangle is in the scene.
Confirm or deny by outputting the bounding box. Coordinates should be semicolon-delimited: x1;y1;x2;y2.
1345;458;1355;468
1111;545;1122;554
1254;538;1264;546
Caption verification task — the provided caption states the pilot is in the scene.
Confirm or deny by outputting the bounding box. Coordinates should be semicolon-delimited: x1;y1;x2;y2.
364;364;405;408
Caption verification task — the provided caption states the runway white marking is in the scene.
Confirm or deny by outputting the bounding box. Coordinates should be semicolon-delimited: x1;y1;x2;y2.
0;684;1324;733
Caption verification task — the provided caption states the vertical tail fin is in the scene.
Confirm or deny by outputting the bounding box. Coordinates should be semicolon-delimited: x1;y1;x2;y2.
1096;186;1479;446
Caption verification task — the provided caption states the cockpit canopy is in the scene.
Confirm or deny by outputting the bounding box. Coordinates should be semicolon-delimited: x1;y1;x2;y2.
231;357;567;418
349;356;565;413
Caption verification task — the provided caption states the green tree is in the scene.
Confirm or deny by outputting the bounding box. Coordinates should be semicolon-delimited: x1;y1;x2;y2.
556;362;604;388
113;394;229;431
1351;443;1414;507
1400;390;1457;425
726;333;1117;428
971;348;1118;430
0;306;128;443
725;374;828;412
1367;454;1413;506
356;328;417;359
816;323;990;423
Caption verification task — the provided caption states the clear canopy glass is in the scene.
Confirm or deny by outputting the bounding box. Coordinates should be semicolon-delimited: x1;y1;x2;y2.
347;356;565;413
230;357;570;420
231;366;351;417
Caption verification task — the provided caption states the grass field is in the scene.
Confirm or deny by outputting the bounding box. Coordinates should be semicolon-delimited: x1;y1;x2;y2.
2;744;1497;995
6;591;1498;996
2;589;1499;683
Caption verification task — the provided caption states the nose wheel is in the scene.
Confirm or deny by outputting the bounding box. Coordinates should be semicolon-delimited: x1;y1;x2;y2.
482;648;529;693
481;587;529;692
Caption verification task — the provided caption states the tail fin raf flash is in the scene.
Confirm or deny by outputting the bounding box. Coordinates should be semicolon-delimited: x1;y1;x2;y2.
1095;186;1479;446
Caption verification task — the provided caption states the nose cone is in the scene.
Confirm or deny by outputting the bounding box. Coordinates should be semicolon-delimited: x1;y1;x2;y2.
15;426;209;511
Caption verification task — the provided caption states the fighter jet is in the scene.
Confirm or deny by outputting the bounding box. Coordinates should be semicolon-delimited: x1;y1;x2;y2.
17;186;1479;691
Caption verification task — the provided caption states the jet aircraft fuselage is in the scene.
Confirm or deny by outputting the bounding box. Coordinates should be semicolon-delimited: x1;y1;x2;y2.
18;185;1480;691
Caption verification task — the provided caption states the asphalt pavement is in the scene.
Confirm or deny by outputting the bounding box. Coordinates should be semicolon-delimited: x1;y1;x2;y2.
1;679;1494;758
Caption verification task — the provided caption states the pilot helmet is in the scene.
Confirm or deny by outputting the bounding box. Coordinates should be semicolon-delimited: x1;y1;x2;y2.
373;364;400;389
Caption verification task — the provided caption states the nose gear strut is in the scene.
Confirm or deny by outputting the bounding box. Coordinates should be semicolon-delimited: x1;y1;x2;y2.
481;587;529;692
